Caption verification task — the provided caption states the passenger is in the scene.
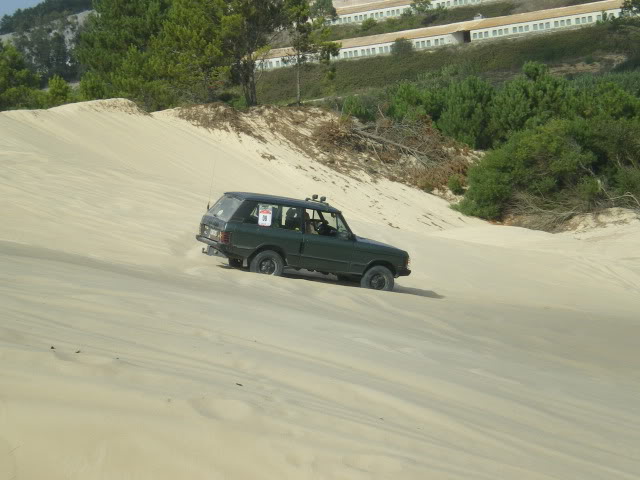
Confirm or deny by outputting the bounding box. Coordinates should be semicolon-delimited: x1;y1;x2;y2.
304;211;318;234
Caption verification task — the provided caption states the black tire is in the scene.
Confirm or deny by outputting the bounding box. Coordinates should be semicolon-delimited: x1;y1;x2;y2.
360;266;394;291
249;250;284;276
228;258;243;268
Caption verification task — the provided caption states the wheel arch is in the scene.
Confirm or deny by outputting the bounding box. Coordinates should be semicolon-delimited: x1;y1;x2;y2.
363;260;396;276
248;245;288;265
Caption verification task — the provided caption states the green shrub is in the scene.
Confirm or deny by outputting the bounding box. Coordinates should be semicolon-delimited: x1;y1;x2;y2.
457;117;640;220
79;71;109;101
391;38;414;57
46;74;71;107
359;18;378;32
341;95;375;122
387;81;430;122
614;167;640;205
488;61;573;145
448;174;465;195
437;76;494;148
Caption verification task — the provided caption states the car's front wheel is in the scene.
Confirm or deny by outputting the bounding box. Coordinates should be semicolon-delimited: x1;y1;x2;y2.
250;250;284;276
360;266;394;291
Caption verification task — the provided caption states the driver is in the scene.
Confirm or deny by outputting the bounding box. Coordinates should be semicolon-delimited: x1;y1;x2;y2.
304;211;318;234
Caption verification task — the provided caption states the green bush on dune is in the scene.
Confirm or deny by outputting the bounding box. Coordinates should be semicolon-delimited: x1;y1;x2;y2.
456;117;640;221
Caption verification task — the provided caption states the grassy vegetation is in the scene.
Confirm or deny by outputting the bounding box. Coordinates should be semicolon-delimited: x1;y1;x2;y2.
257;19;640;105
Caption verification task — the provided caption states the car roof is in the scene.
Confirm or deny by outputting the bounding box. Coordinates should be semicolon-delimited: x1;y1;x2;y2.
225;192;341;214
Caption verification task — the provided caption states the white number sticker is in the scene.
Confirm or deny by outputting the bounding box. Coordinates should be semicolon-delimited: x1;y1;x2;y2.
258;205;272;226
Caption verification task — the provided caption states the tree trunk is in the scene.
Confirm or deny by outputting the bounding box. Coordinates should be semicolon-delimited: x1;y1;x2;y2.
241;60;258;106
296;61;301;106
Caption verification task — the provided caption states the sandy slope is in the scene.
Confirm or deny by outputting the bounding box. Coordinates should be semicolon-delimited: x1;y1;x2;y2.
1;100;639;480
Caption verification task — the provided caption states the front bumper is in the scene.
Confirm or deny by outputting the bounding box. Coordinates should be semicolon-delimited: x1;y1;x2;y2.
195;235;228;258
397;266;411;277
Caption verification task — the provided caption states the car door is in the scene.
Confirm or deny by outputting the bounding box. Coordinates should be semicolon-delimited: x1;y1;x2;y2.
237;203;304;266
300;210;354;273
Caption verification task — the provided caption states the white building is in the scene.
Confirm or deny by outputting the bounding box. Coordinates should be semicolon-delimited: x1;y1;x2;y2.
331;0;488;26
258;0;625;70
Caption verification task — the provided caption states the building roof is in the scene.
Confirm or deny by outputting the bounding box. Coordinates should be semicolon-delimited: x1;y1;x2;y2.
464;0;623;30
226;192;341;213
262;0;623;59
336;0;412;16
263;21;464;58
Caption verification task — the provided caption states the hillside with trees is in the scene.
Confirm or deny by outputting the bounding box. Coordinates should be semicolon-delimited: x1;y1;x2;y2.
1;0;639;228
0;0;91;34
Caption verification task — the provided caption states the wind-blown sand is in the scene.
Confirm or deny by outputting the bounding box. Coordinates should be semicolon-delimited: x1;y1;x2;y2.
1;100;639;480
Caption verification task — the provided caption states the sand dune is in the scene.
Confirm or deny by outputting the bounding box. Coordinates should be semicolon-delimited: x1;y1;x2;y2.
1;100;639;480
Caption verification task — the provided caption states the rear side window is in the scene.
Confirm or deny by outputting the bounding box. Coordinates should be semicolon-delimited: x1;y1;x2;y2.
208;195;242;222
245;204;302;231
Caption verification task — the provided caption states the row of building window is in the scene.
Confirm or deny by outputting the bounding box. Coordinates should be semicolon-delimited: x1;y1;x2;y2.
332;8;410;24
471;13;611;39
436;0;481;7
342;45;391;58
414;38;446;48
332;0;482;25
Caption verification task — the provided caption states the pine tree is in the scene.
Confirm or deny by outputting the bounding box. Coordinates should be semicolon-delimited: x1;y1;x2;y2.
151;0;226;104
488;62;573;145
437;76;494;149
47;74;71;106
282;0;340;105
219;0;290;106
622;0;640;15
0;41;43;110
76;0;171;109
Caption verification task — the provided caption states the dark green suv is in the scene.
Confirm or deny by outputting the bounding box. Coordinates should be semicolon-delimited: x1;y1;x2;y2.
196;192;410;291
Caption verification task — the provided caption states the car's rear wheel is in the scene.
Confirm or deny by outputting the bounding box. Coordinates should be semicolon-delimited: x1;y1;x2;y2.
250;250;284;276
228;258;243;268
360;266;394;291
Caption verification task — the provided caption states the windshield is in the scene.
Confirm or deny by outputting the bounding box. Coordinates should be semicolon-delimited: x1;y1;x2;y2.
208;195;242;222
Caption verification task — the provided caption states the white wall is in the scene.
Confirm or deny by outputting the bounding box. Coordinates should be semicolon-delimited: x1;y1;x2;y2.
332;0;485;25
470;8;622;40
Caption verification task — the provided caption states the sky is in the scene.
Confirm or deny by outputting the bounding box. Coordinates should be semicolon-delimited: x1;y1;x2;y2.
0;0;43;19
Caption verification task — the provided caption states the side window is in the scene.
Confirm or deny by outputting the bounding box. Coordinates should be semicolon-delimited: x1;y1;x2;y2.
243;202;260;225
245;203;278;226
280;206;303;231
245;204;302;231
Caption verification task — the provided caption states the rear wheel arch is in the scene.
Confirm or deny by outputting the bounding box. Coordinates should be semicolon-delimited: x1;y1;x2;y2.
249;245;287;266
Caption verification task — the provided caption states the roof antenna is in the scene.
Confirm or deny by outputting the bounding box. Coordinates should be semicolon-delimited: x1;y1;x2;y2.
206;155;217;212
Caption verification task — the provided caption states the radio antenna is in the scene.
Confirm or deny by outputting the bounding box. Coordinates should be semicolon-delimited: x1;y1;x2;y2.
207;155;217;211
